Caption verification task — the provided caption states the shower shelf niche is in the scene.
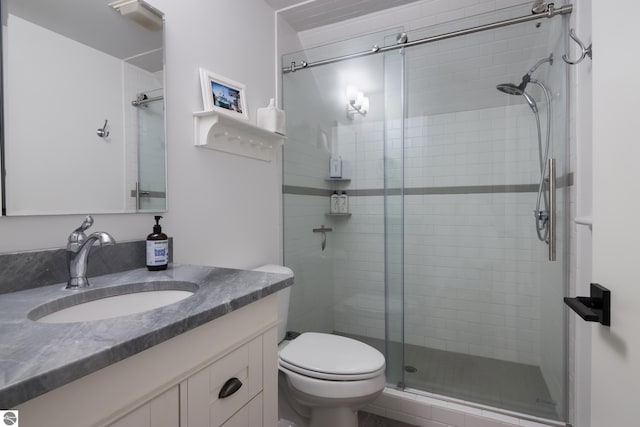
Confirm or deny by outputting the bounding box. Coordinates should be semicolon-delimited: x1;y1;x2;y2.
193;110;285;161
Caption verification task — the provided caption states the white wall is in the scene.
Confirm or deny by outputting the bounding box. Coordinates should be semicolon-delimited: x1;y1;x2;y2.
591;1;640;426
0;1;284;274
570;0;593;423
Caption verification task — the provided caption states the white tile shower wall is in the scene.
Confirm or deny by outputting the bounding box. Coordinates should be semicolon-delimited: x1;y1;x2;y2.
403;192;544;365
332;104;546;365
284;194;336;334
282;68;336;189
405;105;539;187
332;195;386;340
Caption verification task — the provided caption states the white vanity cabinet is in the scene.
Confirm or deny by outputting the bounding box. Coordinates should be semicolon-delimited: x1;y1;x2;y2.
17;294;279;427
181;335;265;426
110;386;180;427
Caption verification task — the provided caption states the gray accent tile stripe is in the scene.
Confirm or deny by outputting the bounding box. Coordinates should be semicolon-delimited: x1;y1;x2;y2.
405;184;539;195
284;172;573;197
283;185;333;197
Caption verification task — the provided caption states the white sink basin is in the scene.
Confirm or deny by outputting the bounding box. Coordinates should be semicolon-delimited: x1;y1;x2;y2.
29;281;198;323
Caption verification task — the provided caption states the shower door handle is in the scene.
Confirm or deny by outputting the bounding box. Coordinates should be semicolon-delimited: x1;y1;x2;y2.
548;158;556;261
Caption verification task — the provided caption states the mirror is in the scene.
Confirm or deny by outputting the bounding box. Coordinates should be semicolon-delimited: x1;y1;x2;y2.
0;0;166;215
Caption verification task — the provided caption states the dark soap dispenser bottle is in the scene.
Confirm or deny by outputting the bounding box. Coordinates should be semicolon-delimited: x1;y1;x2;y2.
147;215;169;271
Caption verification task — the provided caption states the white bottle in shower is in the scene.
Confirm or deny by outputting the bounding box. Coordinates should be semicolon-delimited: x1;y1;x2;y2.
329;156;342;178
338;191;349;214
330;191;340;213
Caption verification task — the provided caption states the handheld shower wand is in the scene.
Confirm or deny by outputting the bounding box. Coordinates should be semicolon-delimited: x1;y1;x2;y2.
495;54;554;246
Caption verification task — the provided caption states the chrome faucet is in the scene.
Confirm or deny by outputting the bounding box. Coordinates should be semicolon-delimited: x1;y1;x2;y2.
66;216;116;289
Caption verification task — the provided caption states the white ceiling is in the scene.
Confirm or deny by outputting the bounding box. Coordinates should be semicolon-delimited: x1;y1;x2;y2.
265;0;421;31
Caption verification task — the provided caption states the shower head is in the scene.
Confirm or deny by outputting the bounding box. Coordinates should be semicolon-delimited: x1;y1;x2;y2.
496;83;524;96
498;54;553;94
496;83;538;112
496;54;552;111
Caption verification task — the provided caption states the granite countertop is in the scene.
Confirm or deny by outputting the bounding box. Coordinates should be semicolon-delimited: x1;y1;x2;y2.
0;264;293;409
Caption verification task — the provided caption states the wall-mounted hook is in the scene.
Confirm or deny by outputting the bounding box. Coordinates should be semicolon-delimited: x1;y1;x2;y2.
562;28;592;65
97;119;110;138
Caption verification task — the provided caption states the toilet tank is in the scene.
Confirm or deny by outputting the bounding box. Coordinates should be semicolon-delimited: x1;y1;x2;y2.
251;264;293;343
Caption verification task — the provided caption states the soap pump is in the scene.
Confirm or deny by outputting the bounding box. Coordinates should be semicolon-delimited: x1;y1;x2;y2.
147;215;168;271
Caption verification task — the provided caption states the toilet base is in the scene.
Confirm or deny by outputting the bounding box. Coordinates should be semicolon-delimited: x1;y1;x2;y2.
309;407;357;427
279;370;383;427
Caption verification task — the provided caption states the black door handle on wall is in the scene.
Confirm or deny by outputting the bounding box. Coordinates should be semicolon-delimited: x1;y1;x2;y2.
564;283;611;326
218;377;243;399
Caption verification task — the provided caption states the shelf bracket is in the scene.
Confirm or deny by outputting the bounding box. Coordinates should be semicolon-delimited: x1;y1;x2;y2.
564;283;611;326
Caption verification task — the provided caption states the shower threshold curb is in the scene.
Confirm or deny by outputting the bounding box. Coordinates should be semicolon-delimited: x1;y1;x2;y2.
364;387;568;427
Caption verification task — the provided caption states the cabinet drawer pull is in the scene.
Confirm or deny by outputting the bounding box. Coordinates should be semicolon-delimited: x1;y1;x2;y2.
218;377;243;399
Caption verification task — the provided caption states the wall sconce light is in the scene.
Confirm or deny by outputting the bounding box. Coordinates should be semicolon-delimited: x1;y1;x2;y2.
109;0;164;31
346;85;369;120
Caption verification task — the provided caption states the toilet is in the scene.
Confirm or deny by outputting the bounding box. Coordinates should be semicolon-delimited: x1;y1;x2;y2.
252;265;386;427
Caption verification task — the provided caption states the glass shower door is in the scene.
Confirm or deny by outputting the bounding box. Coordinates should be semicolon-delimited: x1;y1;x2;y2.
399;10;568;421
383;43;405;388
282;29;407;389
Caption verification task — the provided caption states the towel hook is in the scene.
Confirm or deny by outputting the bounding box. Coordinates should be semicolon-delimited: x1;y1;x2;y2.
96;119;110;138
563;29;592;65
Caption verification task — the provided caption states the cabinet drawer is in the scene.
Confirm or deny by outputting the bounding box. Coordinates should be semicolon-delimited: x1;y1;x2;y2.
186;335;263;426
221;393;263;427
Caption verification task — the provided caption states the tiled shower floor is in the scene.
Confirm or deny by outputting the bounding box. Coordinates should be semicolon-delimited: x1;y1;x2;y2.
341;333;559;421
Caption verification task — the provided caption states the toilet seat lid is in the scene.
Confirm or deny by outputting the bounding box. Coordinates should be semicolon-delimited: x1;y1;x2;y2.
279;333;385;378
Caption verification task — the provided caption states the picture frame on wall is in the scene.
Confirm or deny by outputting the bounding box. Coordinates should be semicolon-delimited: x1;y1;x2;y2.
199;68;248;120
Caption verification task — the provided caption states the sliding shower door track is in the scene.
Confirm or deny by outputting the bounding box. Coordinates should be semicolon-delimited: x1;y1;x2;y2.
282;3;572;73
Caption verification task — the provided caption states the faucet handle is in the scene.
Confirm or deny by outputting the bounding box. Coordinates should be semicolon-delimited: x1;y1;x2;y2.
67;216;94;250
74;216;94;233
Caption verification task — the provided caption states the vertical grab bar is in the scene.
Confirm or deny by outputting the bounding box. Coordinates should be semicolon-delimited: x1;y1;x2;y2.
548;158;556;261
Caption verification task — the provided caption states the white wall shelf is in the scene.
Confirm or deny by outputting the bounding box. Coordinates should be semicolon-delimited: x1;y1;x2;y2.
193;111;285;162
